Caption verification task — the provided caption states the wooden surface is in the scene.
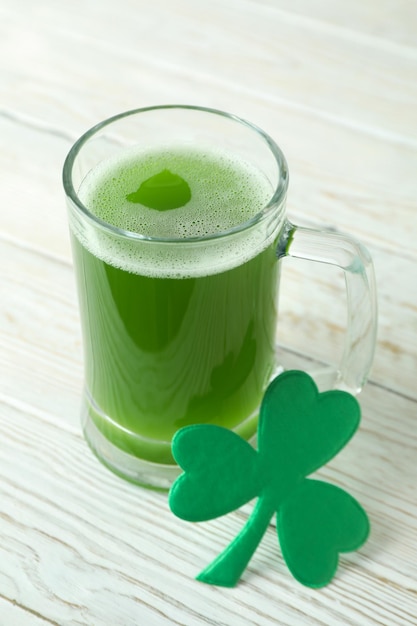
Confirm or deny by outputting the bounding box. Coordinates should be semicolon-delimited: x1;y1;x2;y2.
1;0;416;624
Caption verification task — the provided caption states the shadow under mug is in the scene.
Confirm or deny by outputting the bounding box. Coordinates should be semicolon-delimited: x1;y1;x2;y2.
63;105;377;489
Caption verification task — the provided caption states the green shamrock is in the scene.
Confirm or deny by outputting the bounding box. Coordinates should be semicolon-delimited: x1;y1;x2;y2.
168;370;370;588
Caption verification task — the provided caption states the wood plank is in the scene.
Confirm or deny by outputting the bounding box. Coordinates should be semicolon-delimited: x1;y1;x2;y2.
0;238;82;428
0;382;416;624
1;0;416;142
0;597;55;626
255;0;417;47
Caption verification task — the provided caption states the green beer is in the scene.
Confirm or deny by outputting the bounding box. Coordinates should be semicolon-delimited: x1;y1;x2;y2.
70;145;280;465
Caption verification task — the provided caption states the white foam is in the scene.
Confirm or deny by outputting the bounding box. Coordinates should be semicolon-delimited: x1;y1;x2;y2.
70;144;282;278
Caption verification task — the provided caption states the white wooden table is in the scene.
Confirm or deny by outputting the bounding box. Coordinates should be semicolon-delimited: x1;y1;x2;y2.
1;1;416;623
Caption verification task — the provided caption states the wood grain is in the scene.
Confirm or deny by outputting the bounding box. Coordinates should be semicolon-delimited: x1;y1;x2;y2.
0;385;416;625
1;0;417;623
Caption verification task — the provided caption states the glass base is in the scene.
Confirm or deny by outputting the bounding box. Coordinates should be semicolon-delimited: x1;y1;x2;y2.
82;408;183;490
81;360;343;490
81;388;259;490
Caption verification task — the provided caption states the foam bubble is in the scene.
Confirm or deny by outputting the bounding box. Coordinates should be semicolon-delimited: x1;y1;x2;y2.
71;144;280;278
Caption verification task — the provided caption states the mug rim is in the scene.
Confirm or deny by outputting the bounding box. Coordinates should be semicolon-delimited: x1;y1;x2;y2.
63;104;289;244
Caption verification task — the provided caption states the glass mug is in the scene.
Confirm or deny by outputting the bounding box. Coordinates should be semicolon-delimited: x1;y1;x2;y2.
63;105;377;489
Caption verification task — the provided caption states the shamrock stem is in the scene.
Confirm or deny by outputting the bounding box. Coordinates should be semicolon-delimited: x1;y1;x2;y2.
196;493;275;587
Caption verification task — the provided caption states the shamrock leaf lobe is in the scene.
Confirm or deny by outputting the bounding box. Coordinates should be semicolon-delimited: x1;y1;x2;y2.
278;478;370;588
169;425;262;522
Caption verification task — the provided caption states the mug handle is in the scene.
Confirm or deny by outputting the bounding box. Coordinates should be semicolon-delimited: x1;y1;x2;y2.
277;220;378;394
